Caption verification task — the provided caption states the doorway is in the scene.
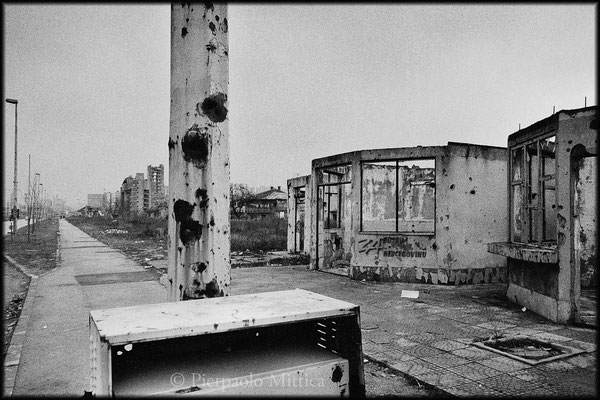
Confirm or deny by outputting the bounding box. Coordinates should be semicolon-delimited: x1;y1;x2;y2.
573;154;597;326
316;165;352;276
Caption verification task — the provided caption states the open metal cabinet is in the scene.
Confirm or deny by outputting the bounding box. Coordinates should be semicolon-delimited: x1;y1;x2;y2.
90;289;365;397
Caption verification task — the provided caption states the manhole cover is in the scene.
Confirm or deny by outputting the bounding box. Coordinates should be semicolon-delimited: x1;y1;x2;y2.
474;335;585;365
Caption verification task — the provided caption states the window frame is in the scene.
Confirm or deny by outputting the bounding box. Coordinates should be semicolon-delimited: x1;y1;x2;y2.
360;158;436;234
509;133;556;245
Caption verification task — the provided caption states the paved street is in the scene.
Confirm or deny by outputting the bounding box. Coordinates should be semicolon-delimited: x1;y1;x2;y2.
3;219;597;397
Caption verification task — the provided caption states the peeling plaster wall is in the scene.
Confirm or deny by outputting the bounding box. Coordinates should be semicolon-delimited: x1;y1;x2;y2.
504;106;597;323
352;143;507;284
303;143;508;283
576;156;597;288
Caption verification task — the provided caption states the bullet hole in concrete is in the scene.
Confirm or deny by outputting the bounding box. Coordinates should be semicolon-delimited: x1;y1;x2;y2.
174;199;203;245
192;262;207;273
168;138;176;149
331;365;343;382
469;177;472;181
449;184;455;190
431;242;438;250
196;188;209;208
214;323;218;330
470;189;476;194
178;247;182;254
209;21;216;34
215;15;219;21
181;27;188;37
210;216;215;226
180;220;203;245
205;278;223;298
221;18;228;33
182;124;209;165
566;147;571;152
200;92;228;123
174;199;194;222
568;140;573;144
205;41;217;52
168;278;173;284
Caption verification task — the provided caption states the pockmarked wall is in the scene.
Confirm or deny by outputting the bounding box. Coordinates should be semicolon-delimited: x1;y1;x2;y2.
488;106;597;324
296;142;508;284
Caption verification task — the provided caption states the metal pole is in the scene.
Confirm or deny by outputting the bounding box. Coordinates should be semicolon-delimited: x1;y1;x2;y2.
28;154;31;242
6;98;18;238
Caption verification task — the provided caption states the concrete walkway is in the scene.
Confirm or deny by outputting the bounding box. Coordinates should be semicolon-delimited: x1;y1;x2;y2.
8;220;166;396
5;220;597;397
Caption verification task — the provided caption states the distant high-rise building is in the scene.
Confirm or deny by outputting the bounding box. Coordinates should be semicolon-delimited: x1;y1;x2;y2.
120;173;150;215
147;164;165;208
87;194;103;208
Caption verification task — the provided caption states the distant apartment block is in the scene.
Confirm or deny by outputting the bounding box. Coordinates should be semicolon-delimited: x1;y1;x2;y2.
120;173;150;215
147;164;165;208
87;194;103;208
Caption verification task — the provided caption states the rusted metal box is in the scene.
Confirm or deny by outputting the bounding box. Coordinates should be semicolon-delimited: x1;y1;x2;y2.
89;289;364;397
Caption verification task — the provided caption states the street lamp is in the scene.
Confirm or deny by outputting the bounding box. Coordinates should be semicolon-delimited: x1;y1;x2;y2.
6;98;18;237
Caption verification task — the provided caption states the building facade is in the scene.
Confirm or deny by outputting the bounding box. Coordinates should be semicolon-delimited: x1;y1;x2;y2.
120;173;150;215
288;142;508;284
87;194;103;209
243;187;287;218
488;106;597;323
147;164;165;208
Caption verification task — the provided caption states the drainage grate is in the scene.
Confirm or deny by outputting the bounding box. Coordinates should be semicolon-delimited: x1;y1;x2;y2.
75;270;161;286
474;335;585;365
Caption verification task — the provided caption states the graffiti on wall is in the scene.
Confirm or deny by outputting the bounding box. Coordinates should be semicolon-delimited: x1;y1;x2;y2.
357;236;428;258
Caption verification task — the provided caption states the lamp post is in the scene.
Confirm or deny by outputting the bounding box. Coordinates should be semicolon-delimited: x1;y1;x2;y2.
6;98;18;238
39;183;44;221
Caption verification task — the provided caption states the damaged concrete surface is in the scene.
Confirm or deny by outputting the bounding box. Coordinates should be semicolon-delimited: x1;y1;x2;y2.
6;220;596;397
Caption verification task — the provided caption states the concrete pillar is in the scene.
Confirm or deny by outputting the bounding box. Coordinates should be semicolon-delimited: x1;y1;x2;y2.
168;3;230;301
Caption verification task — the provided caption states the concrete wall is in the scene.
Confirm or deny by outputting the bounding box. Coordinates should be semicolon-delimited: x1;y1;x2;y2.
287;175;311;254
502;106;597;323
301;143;508;283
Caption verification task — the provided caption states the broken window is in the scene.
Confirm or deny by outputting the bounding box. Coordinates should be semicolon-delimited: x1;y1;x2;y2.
510;135;556;244
361;159;435;233
317;165;351;229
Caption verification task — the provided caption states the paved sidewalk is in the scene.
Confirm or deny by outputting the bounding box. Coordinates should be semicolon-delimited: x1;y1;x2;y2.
8;220;166;396
5;220;597;397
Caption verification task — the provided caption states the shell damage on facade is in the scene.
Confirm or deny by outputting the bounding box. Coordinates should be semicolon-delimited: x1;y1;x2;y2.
288;142;509;285
488;105;597;324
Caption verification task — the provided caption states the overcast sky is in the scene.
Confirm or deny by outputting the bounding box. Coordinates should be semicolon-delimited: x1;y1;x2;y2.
2;4;596;209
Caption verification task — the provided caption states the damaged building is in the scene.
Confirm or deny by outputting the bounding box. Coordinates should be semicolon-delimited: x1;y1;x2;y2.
488;106;597;324
288;142;508;284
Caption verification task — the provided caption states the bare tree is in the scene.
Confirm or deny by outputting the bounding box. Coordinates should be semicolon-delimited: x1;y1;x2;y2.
229;183;253;218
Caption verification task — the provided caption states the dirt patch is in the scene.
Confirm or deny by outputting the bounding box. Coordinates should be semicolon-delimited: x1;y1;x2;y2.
2;217;59;362
474;335;586;365
486;337;563;360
